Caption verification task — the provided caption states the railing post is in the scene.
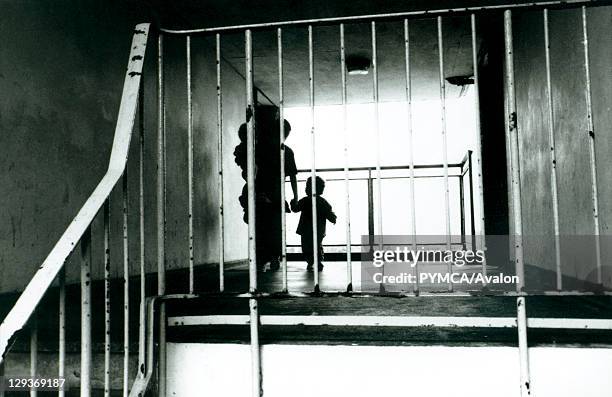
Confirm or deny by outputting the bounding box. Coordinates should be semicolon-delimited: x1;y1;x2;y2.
81;226;92;397
216;33;226;292
103;200;111;397
157;32;167;397
122;169;129;397
504;9;525;290
517;297;531;396
582;5;602;285
437;16;452;291
543;9;562;290
30;314;37;397
470;13;488;266
58;267;66;397
186;35;195;294
245;29;262;397
404;18;419;294
459;173;466;250
468;150;476;251
278;27;288;293
340;23;353;292
138;79;146;372
308;25;320;292
367;170;375;253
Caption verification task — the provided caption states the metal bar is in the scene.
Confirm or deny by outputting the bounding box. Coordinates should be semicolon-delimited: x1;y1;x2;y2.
245;29;258;292
0;360;4;397
186;35;195;294
30;315;37;397
138;80;146;370
308;25;320;291
517;297;531;397
278;28;288;292
543;9;563;290
371;22;386;293
167;314;612;330
157;32;167;397
468;151;477;250
504;10;525;290
103;200;111;397
372;22;383;244
582;5;602;284
340;23;353;292
249;299;261;397
122;170;129;397
216;33;226;292
81;227;92;397
58;267;65;397
297;174;464;183
159;1;595;34
128;297;158;397
0;24;149;365
297;162;464;173
367;171;375;252
438;16;453;292
404;19;419;294
459;174;466;250
470;14;487;268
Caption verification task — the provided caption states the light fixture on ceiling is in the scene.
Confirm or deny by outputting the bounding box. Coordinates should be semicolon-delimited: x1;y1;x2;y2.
346;55;371;75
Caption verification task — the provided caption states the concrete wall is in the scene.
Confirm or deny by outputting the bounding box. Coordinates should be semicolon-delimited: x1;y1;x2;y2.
513;7;612;288
0;1;249;293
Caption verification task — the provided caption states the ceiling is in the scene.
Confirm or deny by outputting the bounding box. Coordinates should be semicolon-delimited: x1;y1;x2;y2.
140;0;504;105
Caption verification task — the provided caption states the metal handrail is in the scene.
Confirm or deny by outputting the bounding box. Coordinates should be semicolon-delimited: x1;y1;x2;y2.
158;0;595;34
0;23;150;363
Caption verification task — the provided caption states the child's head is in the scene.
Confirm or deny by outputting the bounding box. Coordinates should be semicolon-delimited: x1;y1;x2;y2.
305;176;325;196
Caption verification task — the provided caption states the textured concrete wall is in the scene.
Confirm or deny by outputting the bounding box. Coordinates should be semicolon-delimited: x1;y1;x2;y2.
0;1;249;293
0;0;144;292
513;7;612;288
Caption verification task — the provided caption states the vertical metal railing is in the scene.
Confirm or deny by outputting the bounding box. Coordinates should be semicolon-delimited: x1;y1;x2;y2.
156;32;167;397
437;16;453;291
404;19;419;293
29;315;37;397
581;6;602;285
103;200;111;397
216;33;226;293
186;35;195;294
80;227;92;397
138;81;147;373
340;23;353;292
470;14;488;276
543;8;563;290
245;29;262;397
278;28;289;292
504;9;531;397
122;169;129;396
308;25;320;292
58;267;66;397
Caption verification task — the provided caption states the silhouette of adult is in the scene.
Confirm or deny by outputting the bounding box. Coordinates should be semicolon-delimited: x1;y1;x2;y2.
234;105;298;271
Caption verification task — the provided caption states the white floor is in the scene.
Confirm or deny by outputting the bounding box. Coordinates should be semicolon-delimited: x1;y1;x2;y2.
167;343;612;396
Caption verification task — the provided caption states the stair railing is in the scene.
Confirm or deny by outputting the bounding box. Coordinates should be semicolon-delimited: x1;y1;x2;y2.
0;23;150;395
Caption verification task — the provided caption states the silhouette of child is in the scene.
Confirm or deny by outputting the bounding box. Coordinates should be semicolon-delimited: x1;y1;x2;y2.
293;176;336;271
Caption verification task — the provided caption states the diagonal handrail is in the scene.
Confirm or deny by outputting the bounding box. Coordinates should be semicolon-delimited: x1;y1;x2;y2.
0;23;151;363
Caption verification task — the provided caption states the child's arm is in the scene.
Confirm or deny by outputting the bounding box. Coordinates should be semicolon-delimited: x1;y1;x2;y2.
325;202;337;224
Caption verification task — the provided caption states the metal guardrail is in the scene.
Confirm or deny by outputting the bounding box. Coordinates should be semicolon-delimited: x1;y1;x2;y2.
0;23;150;397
